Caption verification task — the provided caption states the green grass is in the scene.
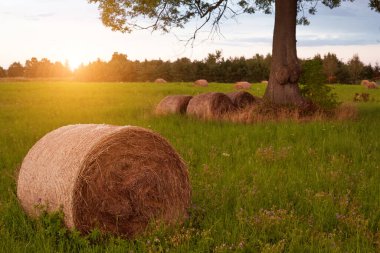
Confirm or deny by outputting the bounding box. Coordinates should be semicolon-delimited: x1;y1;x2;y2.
0;82;379;252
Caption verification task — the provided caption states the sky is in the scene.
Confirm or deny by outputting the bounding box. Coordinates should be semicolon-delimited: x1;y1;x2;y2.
0;0;379;70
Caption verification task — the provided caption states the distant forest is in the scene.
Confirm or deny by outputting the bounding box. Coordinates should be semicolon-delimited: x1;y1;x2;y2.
1;51;379;84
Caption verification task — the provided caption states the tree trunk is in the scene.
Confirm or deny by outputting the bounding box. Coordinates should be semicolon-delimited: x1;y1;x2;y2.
263;0;304;105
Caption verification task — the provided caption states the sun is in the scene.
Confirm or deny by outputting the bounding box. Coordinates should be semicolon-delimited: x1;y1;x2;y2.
57;47;92;71
65;57;85;71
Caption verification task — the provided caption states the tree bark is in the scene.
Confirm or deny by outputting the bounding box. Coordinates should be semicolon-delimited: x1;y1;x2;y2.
264;0;304;105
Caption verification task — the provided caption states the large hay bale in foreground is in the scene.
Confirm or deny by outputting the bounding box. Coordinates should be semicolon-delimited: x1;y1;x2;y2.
17;124;190;238
154;78;167;83
186;92;235;119
194;79;208;87
234;81;252;90
227;91;261;109
155;95;193;115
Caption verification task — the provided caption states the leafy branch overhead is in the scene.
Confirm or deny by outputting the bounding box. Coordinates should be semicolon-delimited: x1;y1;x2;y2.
89;0;380;33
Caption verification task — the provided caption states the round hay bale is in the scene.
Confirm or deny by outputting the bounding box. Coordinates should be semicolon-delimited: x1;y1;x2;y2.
155;95;193;115
194;79;208;87
17;124;190;238
234;81;252;90
227;91;261;109
186;92;235;119
367;82;378;89
261;80;269;84
154;78;167;83
361;80;370;87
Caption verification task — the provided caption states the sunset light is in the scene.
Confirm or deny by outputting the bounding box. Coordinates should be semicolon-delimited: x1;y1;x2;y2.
1;0;380;251
0;0;379;70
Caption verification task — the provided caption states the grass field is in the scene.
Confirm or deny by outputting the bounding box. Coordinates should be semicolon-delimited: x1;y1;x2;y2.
0;82;379;252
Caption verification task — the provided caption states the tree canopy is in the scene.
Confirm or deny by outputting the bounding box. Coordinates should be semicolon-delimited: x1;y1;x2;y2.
89;0;380;106
89;0;380;35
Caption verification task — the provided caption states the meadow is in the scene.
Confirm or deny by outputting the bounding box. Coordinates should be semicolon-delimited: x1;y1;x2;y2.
0;81;379;252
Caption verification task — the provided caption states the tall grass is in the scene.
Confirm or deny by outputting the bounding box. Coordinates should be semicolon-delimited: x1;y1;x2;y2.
0;82;379;252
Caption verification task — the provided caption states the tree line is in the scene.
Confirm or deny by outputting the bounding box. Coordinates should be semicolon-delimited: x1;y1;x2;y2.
1;52;379;84
0;57;71;79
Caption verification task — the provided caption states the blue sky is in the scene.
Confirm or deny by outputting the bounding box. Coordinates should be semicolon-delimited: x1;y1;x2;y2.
0;0;379;69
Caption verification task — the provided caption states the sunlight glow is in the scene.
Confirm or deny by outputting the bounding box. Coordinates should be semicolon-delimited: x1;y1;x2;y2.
66;58;83;71
0;0;379;69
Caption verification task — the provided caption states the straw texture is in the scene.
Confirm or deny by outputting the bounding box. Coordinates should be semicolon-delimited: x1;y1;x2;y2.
154;78;167;83
234;81;252;90
194;79;208;87
155;95;193;115
361;80;378;89
227;91;261;109
186;92;235;119
17;124;190;237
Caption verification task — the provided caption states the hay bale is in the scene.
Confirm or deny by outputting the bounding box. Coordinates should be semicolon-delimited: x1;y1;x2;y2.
17;124;190;238
186;92;235;119
367;82;378;89
234;81;252;90
194;79;208;87
261;80;268;84
154;78;167;83
155;95;193;115
361;80;370;87
361;80;378;89
227;91;261;109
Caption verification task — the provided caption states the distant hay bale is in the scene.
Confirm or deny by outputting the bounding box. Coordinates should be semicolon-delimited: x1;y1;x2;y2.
227;91;261;109
234;81;252;90
155;95;193;115
194;79;208;87
367;82;378;89
186;92;235;119
17;124;190;238
361;80;370;87
361;80;378;89
261;80;269;84
155;78;167;83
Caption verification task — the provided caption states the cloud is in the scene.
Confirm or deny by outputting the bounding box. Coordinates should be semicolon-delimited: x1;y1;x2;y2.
0;10;55;20
298;38;371;47
35;13;55;18
24;12;55;21
297;33;380;47
214;31;379;48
